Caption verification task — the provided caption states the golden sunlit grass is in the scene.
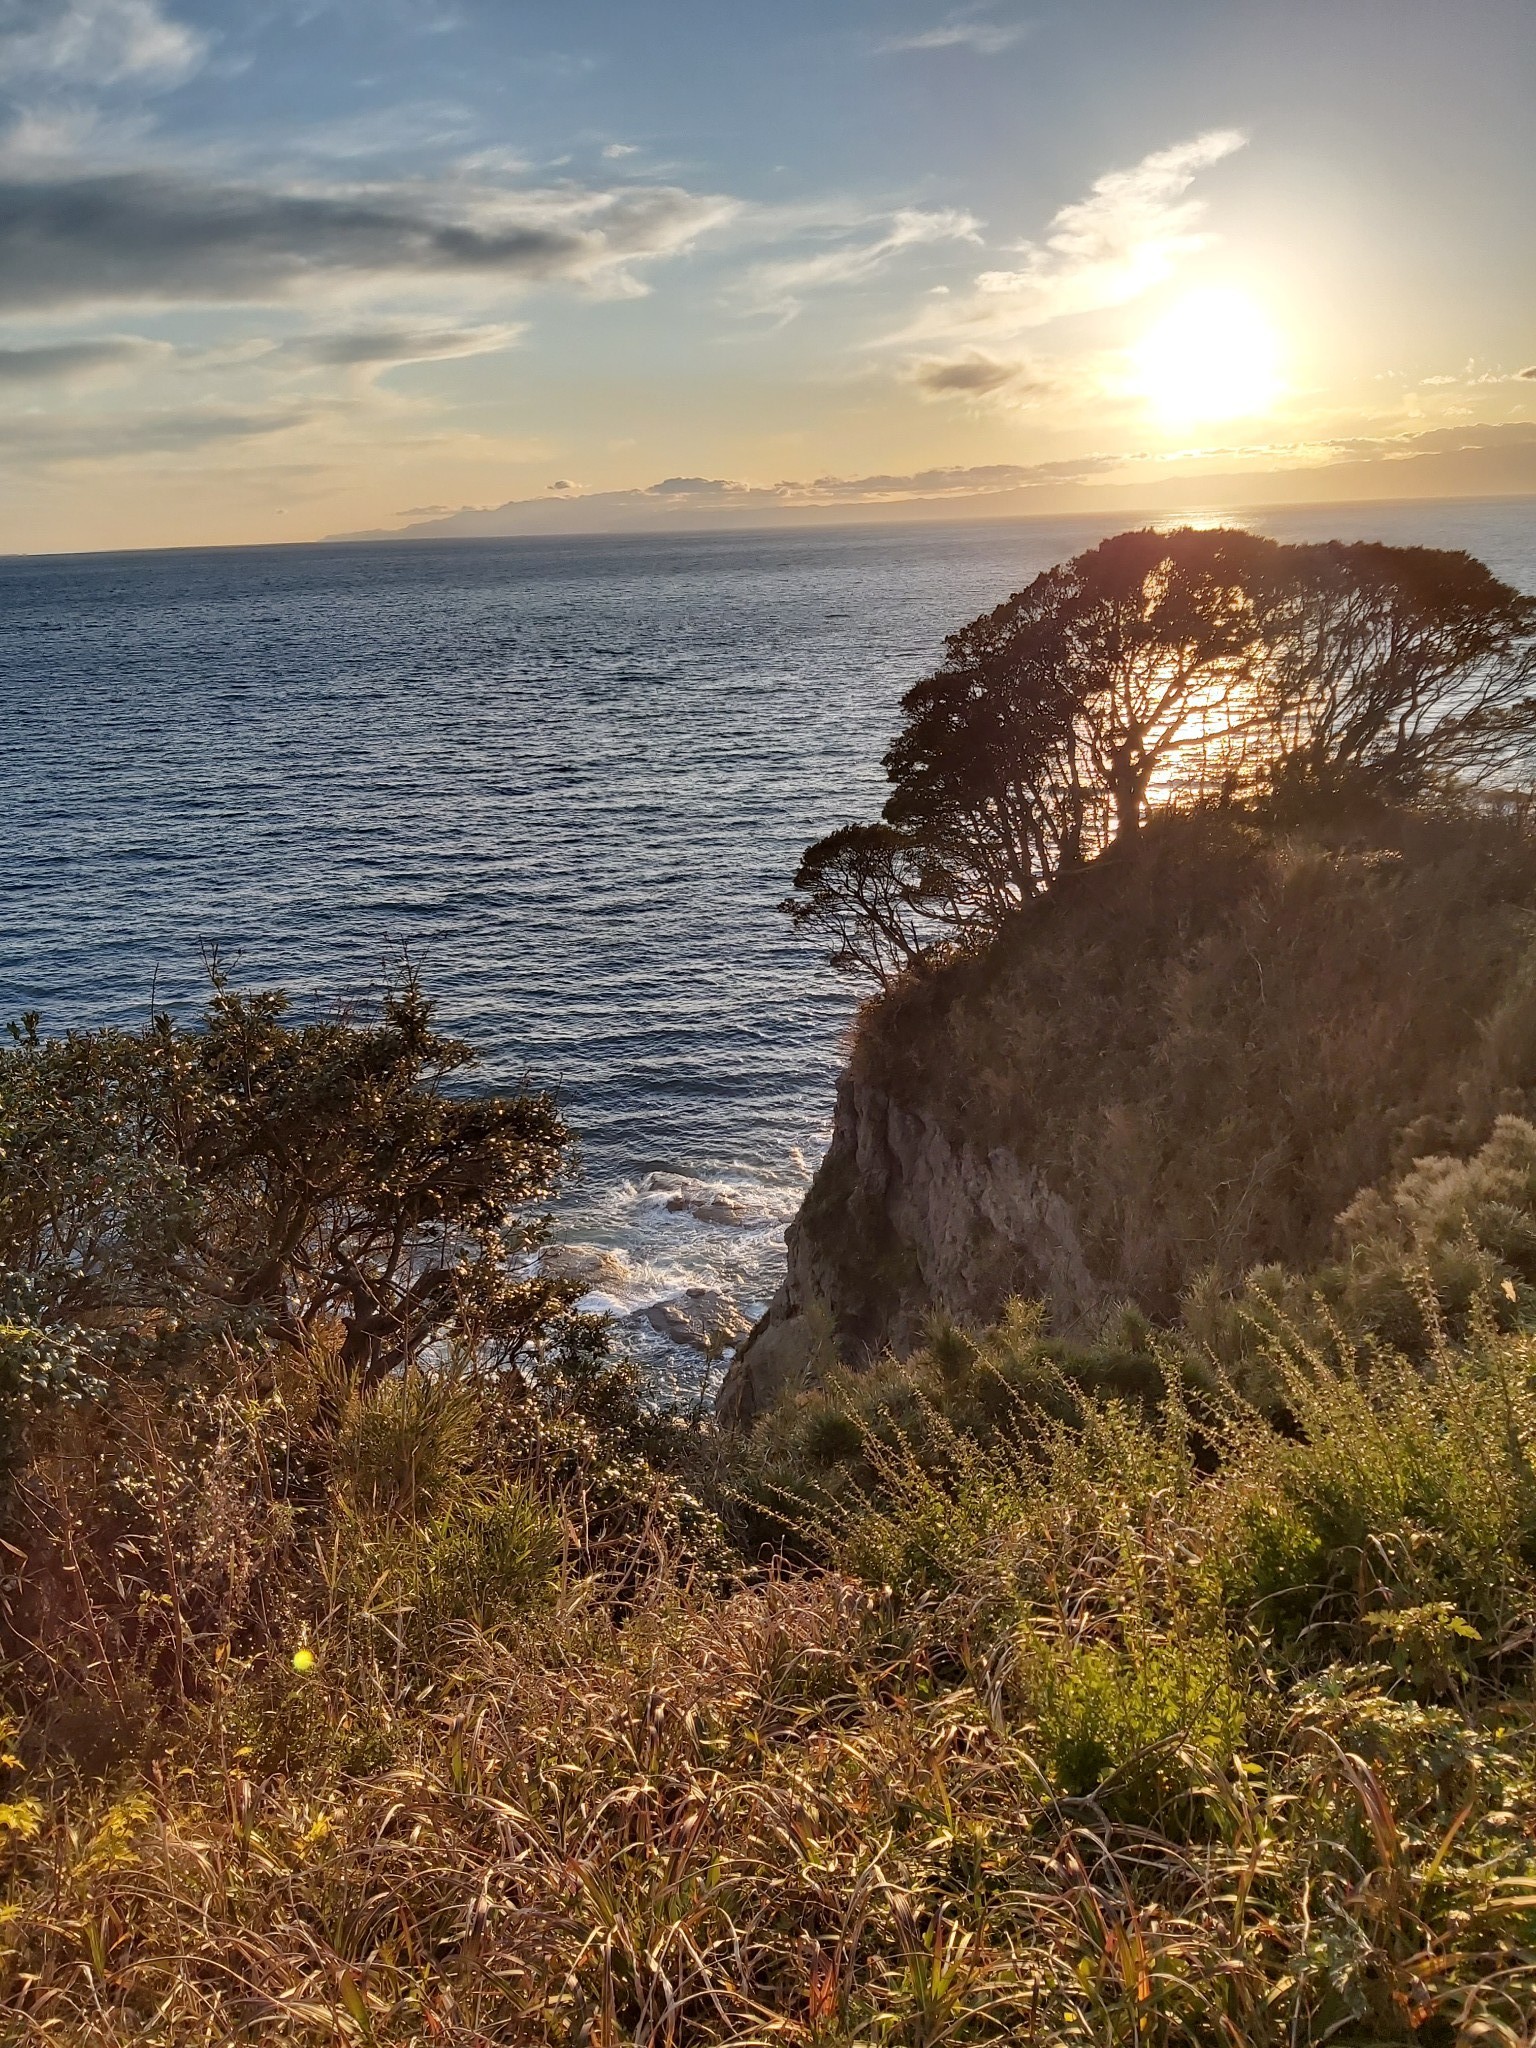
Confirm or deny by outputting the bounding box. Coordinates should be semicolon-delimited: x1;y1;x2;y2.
4;1303;1536;2044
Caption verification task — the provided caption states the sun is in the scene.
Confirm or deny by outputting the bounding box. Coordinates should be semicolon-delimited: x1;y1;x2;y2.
1130;287;1283;427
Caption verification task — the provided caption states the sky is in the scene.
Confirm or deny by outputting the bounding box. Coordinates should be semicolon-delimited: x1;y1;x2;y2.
0;0;1532;554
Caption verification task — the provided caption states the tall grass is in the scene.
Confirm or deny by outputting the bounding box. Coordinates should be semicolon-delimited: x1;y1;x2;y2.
4;1294;1536;2041
7;906;1536;2039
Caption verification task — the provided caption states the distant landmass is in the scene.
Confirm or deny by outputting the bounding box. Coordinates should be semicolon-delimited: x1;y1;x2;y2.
333;421;1536;541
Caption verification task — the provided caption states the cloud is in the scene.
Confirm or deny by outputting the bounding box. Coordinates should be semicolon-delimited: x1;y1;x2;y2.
0;332;154;379
909;349;1054;400
0;398;326;461
893;129;1246;393
282;321;526;367
882;13;1029;55
326;422;1536;544
736;206;980;319
1321;421;1536;462
353;456;1125;538
1521;366;1536;380
0;170;737;312
0;0;204;86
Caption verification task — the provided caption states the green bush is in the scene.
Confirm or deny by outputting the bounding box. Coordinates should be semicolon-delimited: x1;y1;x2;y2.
420;1486;565;1632
1215;1330;1536;1679
333;1366;483;1523
1018;1621;1251;1823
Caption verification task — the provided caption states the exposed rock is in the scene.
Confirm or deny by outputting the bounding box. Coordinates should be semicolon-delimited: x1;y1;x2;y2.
625;1287;751;1355
542;1243;636;1293
665;1191;751;1227
717;1068;1102;1427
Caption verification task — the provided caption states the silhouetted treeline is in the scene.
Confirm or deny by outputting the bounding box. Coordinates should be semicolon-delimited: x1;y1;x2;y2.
785;527;1536;982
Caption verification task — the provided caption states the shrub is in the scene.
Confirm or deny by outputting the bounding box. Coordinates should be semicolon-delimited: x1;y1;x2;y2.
332;1364;483;1522
1018;1620;1251;1824
419;1486;565;1633
1214;1330;1536;1678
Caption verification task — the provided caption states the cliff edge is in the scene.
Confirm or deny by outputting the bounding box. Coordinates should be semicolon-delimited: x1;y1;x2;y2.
720;809;1536;1425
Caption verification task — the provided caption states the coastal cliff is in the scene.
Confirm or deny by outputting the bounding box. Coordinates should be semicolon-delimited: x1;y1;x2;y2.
720;809;1536;1425
718;1068;1102;1423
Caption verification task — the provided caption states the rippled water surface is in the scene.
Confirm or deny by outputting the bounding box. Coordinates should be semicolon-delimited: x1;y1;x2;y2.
4;500;1533;1387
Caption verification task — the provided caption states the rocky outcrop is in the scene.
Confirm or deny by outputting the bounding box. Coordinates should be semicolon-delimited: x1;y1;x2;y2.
717;1069;1102;1426
626;1287;751;1356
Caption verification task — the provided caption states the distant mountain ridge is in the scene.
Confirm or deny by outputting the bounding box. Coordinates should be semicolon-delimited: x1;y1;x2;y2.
332;423;1536;541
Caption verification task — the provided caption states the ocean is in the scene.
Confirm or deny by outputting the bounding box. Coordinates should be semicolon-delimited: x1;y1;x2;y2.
4;496;1534;1395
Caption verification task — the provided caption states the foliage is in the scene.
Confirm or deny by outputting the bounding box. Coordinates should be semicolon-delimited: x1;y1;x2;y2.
0;967;577;1394
786;527;1536;980
5;1290;1536;2040
3;1008;1536;2039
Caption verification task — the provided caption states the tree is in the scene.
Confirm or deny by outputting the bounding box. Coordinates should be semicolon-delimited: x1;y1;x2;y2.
881;614;1092;924
1257;540;1536;803
785;527;1536;982
991;526;1279;846
0;969;580;1388
779;824;934;989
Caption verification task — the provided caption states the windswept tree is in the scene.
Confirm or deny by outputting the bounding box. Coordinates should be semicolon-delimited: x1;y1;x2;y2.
881;615;1092;926
1258;539;1536;802
779;824;933;989
1008;525;1280;844
786;526;1536;980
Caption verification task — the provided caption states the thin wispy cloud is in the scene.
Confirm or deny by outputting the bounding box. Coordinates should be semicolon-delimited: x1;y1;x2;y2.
892;128;1246;402
281;322;527;369
0;170;737;312
0;0;205;87
908;349;1055;401
736;206;980;320
0;332;158;379
0;396;331;461
881;12;1029;56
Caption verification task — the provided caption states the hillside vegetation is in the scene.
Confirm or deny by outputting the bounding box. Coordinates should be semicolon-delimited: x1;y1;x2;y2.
4;1118;1536;2042
4;528;1536;2042
855;803;1536;1323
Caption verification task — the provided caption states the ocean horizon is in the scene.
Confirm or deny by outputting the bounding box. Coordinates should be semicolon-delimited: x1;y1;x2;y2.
5;494;1534;1393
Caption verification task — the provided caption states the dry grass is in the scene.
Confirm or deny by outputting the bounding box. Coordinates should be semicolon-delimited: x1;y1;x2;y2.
5;1567;1534;2046
854;806;1536;1323
5;1313;1536;2045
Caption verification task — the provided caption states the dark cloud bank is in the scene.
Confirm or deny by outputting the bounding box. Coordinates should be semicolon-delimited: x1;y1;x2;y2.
0;172;726;310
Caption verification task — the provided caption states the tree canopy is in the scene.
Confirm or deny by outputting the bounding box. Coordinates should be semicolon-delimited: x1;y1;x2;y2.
785;527;1536;983
0;970;580;1392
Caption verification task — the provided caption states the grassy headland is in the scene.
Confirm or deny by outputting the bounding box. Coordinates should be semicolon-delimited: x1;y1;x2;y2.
4;528;1536;2042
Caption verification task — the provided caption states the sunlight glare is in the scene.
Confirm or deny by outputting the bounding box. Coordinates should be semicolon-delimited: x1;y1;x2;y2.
1131;288;1283;426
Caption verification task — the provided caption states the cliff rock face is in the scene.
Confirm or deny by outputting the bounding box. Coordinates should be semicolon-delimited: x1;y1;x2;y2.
717;1068;1100;1426
717;815;1536;1429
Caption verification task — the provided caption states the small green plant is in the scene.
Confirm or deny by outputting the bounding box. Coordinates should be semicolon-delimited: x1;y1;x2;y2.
1019;1622;1250;1823
421;1485;564;1632
333;1366;484;1522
